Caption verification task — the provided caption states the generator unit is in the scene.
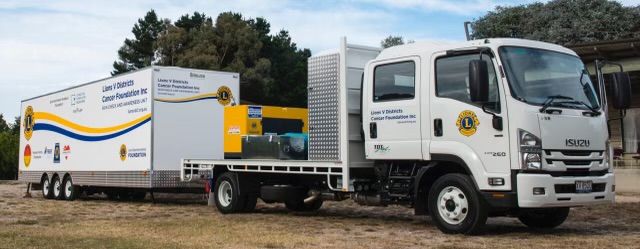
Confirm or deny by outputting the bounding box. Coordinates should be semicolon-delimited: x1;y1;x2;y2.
223;105;308;159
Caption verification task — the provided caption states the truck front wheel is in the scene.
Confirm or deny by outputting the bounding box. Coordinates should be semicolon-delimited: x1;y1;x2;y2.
214;172;244;213
428;173;487;235
518;207;570;229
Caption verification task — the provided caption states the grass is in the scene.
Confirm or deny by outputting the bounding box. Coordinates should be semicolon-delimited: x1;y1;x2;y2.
0;182;639;249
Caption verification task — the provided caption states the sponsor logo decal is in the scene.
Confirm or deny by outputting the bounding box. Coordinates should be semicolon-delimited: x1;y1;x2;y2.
23;145;31;167
566;139;590;148
120;144;127;161
374;144;390;154
54;143;60;163
227;125;241;134
63;145;71;160
248;106;262;119
44;146;52;155
456;110;480;137
217;86;233;106
23;106;34;140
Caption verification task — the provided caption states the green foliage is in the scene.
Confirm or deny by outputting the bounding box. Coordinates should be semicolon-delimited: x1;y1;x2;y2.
0;114;19;180
145;11;310;107
381;35;405;48
471;0;640;46
112;10;167;75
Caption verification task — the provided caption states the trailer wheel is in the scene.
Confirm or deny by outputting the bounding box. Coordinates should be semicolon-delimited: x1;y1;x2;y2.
52;176;64;200
285;198;323;212
41;176;53;199
62;176;79;201
428;173;487;235
214;172;244;213
518;208;570;229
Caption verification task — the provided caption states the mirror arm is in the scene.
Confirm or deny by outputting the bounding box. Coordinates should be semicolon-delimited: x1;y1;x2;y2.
481;104;503;131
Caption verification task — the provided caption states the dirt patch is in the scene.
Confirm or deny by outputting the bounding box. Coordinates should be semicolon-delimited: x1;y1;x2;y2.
0;182;638;249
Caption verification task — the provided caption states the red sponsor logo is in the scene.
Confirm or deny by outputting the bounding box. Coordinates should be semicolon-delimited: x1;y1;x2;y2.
63;145;71;160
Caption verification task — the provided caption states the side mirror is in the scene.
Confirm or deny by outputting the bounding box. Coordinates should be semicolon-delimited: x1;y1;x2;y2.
469;60;489;103
611;72;631;109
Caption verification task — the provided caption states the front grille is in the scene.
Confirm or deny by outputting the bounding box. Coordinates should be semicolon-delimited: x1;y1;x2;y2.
555;183;606;194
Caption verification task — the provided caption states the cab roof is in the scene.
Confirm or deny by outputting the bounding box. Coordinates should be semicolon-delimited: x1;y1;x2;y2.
375;38;577;61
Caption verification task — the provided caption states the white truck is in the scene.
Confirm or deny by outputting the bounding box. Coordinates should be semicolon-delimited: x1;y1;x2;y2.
18;66;239;200
182;38;632;234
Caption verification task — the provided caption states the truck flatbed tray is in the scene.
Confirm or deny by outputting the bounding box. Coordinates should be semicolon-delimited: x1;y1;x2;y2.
182;158;344;179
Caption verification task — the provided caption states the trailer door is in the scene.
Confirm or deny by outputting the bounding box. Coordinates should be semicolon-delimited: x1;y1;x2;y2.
364;57;422;160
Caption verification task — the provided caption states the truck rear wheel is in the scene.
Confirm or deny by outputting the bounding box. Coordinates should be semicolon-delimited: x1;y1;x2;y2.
428;173;487;235
214;172;244;213
41;177;53;199
518;207;570;229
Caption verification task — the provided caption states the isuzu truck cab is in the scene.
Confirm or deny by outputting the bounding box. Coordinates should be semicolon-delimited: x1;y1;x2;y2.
182;38;631;234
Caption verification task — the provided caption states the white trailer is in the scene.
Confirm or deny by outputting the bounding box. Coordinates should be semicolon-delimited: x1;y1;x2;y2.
182;37;632;234
19;66;239;200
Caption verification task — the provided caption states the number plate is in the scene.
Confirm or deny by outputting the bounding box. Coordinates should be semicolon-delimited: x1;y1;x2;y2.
575;180;593;193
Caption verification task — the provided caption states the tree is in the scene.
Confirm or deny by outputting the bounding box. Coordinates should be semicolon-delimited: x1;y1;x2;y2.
0;114;18;180
153;11;310;107
112;10;166;75
0;114;8;133
471;0;640;46
381;35;405;48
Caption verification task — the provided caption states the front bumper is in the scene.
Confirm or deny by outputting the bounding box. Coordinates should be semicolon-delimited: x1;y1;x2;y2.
517;172;615;208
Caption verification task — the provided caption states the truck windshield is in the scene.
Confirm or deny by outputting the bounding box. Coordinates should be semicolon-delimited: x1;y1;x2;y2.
499;46;600;110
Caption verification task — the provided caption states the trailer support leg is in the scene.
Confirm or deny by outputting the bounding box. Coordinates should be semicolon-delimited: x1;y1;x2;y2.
23;183;32;198
150;190;156;204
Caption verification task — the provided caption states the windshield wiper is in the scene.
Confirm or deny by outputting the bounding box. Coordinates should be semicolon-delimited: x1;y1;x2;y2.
562;100;601;116
539;95;573;113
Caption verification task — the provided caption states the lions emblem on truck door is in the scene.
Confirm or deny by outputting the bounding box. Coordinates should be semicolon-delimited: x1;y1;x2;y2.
456;110;479;137
23;106;34;140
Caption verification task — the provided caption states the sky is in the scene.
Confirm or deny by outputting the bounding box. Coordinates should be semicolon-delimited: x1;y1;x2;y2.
0;0;638;119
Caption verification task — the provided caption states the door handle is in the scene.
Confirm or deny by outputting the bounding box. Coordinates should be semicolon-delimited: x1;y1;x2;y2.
434;119;443;137
369;122;377;139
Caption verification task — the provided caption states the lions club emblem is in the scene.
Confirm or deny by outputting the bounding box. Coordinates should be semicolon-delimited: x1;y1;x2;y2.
120;144;127;161
456;110;479;137
23;106;34;141
216;86;233;106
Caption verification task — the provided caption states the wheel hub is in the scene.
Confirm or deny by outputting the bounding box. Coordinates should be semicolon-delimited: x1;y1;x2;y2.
437;186;469;225
217;181;233;207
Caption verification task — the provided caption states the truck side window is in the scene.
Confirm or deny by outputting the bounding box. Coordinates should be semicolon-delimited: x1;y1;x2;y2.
374;61;415;102
435;54;500;112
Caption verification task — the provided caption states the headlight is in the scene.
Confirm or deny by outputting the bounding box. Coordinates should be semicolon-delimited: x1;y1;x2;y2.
519;129;542;170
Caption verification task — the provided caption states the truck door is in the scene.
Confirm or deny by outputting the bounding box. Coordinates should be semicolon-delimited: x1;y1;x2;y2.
364;57;422;160
429;50;510;177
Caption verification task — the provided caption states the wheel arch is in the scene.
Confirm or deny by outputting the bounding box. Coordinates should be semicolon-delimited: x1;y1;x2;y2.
414;156;479;215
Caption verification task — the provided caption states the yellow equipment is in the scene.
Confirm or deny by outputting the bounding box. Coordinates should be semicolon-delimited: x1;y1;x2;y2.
223;105;308;158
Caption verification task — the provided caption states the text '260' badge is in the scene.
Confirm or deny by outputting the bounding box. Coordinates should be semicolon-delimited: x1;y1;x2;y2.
456;110;479;137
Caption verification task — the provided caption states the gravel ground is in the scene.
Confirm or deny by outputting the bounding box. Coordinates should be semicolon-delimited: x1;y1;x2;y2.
0;181;638;249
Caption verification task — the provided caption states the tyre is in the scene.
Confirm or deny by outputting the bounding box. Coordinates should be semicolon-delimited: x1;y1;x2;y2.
285;198;323;212
241;194;258;212
52;176;64;200
41;176;53;199
62;176;79;201
214;172;244;213
518;207;570;229
428;173;487;235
